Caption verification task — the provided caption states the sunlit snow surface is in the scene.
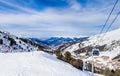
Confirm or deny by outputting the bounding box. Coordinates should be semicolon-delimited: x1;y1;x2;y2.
0;51;95;76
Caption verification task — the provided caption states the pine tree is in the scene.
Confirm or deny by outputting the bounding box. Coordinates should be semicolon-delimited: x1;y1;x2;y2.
0;39;3;44
64;51;71;62
103;68;111;76
87;63;92;71
55;51;63;59
71;59;83;70
115;69;120;76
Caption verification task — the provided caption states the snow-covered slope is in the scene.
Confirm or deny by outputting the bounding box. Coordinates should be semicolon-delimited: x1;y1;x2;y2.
64;28;120;56
0;30;43;53
64;43;80;53
62;28;120;69
83;28;120;46
82;28;120;59
0;51;91;76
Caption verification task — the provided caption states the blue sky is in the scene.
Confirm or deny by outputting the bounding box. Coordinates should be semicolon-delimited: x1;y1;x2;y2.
0;0;120;38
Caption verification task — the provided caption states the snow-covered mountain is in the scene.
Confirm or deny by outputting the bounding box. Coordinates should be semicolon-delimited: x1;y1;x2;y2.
61;28;120;69
30;37;88;51
41;37;82;46
0;30;43;53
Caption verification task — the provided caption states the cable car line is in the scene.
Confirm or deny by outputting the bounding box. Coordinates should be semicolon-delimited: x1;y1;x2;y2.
99;0;119;34
95;0;119;45
85;0;119;74
99;11;120;42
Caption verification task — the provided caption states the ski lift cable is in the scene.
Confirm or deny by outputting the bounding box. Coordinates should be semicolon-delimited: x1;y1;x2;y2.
98;11;120;43
105;11;120;33
99;0;119;34
88;0;119;74
95;0;119;46
90;11;120;75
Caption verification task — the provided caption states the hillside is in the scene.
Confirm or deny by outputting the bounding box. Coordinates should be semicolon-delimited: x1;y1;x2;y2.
30;37;88;51
0;30;43;53
0;51;92;76
62;28;120;69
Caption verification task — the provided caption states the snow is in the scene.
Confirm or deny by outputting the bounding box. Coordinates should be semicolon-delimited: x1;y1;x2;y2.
84;28;120;46
0;30;36;53
0;51;92;76
64;43;80;53
53;35;84;39
100;48;120;59
83;71;104;76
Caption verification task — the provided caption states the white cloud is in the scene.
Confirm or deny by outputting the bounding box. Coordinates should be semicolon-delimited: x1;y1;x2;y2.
0;11;110;26
0;0;119;37
0;0;38;14
69;0;81;11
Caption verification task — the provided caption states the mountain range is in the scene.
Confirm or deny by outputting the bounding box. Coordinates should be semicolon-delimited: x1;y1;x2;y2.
29;37;88;51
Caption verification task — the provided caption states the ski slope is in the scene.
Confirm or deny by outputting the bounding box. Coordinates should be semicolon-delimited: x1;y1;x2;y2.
0;51;92;76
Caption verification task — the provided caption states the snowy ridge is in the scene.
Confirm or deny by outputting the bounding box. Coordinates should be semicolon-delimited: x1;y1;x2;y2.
64;43;80;53
0;30;38;53
83;28;120;46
